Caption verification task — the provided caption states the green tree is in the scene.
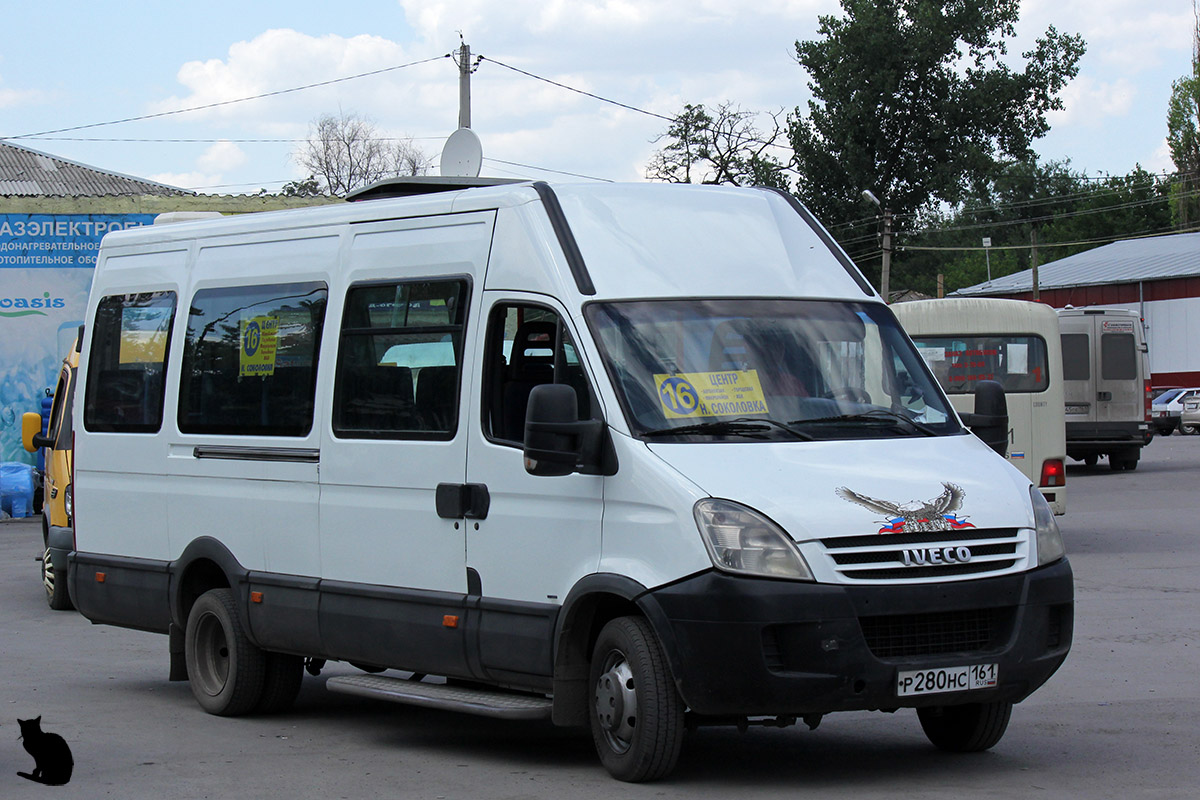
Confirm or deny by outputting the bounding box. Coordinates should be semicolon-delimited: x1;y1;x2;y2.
789;0;1085;243
900;161;1171;295
279;176;324;197
646;102;791;191
1167;14;1200;228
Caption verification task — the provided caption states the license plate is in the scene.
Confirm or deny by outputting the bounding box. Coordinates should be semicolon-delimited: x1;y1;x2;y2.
896;664;998;697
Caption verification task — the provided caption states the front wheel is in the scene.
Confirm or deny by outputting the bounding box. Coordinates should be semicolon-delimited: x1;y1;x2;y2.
1183;424;1198;435
42;548;73;611
185;588;266;716
589;616;685;782
918;701;1012;752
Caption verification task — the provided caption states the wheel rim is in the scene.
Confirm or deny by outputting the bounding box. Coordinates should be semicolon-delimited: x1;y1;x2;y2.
42;549;54;599
594;650;638;754
193;611;231;697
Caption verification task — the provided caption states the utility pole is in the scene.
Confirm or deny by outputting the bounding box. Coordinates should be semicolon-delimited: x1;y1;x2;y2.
1031;227;1040;301
455;41;473;129
880;208;893;304
862;189;893;303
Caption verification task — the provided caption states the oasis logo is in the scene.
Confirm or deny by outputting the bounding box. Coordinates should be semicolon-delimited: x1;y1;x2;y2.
0;292;66;318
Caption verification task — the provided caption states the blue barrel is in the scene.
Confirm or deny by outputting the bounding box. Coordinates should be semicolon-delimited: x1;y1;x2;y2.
0;462;36;518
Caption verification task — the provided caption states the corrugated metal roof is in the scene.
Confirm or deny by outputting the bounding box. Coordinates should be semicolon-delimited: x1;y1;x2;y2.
952;231;1200;296
0;140;189;197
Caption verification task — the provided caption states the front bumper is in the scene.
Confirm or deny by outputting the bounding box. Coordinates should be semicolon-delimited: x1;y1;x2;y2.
643;559;1073;717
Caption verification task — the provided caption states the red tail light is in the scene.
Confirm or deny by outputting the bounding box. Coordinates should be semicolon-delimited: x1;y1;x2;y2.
1039;458;1066;488
1144;380;1153;421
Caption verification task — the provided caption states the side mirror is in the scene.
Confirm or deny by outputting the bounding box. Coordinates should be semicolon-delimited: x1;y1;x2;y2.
963;380;1008;457
22;411;53;452
523;384;616;477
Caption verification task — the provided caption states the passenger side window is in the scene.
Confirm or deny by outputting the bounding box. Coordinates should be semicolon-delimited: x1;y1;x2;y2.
84;292;176;433
482;304;594;444
1100;333;1136;381
178;282;327;436
333;279;468;440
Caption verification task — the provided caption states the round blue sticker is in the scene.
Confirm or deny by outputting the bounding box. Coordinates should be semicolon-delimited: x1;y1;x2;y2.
658;376;700;415
244;321;261;357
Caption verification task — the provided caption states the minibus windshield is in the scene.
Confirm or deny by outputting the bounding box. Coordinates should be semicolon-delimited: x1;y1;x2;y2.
586;299;962;441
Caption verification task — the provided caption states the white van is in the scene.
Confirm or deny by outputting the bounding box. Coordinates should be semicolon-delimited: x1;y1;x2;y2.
893;298;1067;515
69;180;1072;782
1057;308;1151;470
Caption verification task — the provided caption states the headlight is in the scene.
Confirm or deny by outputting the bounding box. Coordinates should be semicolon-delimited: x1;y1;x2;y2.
1031;486;1065;565
693;499;813;580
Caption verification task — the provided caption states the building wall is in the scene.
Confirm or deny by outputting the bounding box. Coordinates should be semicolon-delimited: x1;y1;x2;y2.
0;194;337;466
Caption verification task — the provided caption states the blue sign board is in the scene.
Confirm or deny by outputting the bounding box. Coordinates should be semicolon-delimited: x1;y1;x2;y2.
0;213;155;465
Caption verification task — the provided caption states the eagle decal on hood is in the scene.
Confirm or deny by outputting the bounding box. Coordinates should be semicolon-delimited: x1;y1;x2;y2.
836;482;975;533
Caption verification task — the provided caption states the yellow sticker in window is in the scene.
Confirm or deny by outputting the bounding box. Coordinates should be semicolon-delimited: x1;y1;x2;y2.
653;370;770;419
240;315;278;377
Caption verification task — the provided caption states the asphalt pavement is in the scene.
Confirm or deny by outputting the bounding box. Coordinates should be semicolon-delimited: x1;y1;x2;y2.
1;435;1198;798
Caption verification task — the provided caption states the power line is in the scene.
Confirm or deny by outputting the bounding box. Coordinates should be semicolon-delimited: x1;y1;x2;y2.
482;157;612;182
478;56;675;123
0;54;451;140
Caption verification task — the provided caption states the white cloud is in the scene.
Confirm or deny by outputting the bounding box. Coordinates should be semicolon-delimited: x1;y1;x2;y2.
0;74;43;110
197;140;248;173
1049;75;1136;126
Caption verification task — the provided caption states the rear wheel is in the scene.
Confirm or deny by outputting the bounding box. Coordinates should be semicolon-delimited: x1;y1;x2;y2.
918;701;1012;752
42;547;73;610
1083;454;1098;467
185;588;265;716
589;616;685;782
1183;424;1198;435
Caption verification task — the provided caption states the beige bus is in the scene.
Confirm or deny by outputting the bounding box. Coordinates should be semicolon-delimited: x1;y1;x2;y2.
894;298;1066;514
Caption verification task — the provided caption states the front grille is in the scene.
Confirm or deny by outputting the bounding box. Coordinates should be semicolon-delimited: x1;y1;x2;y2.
819;528;1024;582
859;607;1009;658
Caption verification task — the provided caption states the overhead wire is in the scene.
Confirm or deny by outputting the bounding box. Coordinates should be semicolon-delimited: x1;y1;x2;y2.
0;54;452;141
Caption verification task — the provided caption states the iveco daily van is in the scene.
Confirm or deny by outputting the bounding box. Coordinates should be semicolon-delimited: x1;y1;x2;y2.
1058;307;1151;470
893;298;1067;514
68;180;1073;782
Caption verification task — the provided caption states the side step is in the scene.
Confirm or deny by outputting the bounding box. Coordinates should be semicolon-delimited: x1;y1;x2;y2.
326;674;553;720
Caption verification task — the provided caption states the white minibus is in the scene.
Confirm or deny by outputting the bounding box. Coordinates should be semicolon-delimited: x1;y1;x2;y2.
1057;307;1152;470
68;179;1072;782
893;298;1067;514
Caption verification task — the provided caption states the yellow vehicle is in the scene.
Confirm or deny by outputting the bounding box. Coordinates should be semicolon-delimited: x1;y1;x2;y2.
21;333;80;610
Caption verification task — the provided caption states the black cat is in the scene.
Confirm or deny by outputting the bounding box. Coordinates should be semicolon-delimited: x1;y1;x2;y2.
17;716;74;786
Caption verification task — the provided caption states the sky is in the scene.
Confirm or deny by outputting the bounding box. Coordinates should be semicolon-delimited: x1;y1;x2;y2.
0;0;1193;197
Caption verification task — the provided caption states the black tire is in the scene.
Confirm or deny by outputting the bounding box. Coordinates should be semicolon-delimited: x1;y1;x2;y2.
185;588;266;716
1083;454;1098;467
256;653;304;713
1183;424;1198;436
918;701;1012;752
42;548;73;611
589;616;685;783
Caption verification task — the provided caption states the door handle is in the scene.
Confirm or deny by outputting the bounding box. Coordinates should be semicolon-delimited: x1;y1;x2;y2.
1097;391;1112;401
435;483;490;520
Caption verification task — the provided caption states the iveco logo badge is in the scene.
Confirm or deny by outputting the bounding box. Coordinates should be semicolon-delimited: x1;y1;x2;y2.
901;546;973;566
835;482;975;534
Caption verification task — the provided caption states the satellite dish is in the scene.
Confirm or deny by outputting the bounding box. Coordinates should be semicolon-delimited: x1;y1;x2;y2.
440;127;483;178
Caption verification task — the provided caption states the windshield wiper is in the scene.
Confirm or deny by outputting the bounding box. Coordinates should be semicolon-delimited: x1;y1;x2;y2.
643;417;813;440
790;408;940;436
